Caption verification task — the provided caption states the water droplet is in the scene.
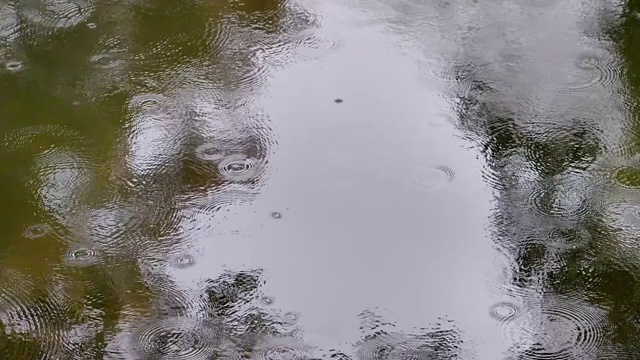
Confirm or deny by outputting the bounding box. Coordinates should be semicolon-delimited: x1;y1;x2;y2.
489;301;521;321
64;246;99;267
5;60;23;72
195;143;225;162
271;212;282;219
23;224;51;239
135;317;219;359
412;165;455;190
334;98;343;103
218;154;262;182
261;296;274;305
170;254;196;269
284;312;298;321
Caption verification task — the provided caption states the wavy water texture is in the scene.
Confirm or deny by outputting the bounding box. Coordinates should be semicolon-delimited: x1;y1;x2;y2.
0;0;638;357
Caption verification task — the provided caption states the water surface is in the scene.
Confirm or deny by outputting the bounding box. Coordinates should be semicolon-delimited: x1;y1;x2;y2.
1;0;640;358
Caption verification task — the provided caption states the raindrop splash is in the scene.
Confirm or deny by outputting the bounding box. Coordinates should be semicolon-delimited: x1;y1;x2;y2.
555;51;622;94
544;228;591;250
23;224;51;239
261;296;274;305
170;254;196;269
218;154;262;182
135;317;219;359
5;60;23;72
251;337;312;360
64;246;99;267
284;312;298;322
357;339;397;360
489;301;521;322
412;165;455;190
420;55;466;84
195;143;225;162
501;297;611;359
128;93;167;114
525;181;603;221
3;124;82;152
90;53;124;69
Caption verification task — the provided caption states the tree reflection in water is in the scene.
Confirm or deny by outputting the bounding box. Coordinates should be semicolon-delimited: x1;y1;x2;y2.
446;0;640;357
0;266;469;358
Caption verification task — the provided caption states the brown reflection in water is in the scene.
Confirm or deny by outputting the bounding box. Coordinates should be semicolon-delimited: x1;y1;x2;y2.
447;0;640;357
0;265;469;359
0;0;319;357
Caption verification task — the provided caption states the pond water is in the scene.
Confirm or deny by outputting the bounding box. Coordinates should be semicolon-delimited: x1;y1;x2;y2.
1;0;640;358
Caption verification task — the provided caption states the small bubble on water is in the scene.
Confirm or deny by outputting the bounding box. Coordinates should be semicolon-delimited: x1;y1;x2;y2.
284;312;298;321
5;61;23;72
23;224;50;239
271;212;282;219
576;55;599;70
261;296;274;305
170;254;196;269
65;246;99;267
218;154;261;182
334;98;343;103
489;301;521;321
86;22;96;29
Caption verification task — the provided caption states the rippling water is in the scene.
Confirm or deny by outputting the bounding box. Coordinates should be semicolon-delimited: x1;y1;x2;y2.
2;0;640;358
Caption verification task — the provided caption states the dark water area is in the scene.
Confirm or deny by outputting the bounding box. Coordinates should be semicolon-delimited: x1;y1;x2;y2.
2;0;640;358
